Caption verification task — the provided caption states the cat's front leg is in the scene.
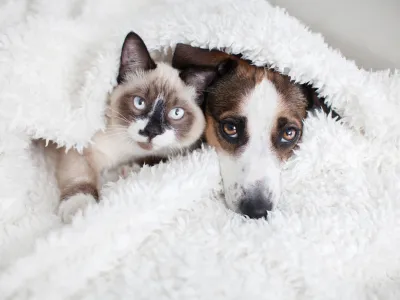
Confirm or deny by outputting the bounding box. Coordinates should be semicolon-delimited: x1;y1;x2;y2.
55;148;99;224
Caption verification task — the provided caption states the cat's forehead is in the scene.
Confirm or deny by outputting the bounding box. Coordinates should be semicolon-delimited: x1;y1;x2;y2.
119;63;196;103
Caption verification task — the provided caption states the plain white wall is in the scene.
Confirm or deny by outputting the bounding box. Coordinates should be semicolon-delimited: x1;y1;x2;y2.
267;0;400;70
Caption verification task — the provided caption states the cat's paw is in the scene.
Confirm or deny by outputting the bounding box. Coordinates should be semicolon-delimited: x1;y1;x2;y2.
58;193;97;224
101;163;141;184
118;164;141;178
101;168;120;184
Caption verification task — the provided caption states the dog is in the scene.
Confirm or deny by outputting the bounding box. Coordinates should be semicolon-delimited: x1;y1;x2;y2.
172;44;339;219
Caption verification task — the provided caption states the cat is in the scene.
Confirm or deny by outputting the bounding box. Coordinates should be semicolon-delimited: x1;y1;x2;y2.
42;31;218;223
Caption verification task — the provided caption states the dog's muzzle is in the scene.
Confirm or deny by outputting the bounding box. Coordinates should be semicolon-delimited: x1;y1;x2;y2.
218;150;281;220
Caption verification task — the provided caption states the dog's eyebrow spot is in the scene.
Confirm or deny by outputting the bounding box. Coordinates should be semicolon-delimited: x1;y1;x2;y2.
277;117;288;128
219;110;240;120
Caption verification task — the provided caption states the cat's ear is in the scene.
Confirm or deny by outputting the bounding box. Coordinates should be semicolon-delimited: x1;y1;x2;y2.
117;31;156;84
179;67;218;105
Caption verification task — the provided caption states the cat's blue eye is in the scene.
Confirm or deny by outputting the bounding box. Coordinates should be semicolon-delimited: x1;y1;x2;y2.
133;96;146;110
168;107;185;120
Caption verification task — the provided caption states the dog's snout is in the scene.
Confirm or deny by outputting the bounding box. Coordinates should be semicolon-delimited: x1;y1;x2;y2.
239;193;273;219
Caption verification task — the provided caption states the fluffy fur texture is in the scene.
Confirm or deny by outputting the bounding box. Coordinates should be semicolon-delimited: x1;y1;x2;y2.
0;0;399;299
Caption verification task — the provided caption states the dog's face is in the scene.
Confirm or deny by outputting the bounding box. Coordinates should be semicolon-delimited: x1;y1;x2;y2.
173;44;332;219
205;62;308;218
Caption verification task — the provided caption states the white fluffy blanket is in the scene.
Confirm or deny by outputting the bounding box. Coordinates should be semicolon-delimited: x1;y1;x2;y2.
1;0;400;299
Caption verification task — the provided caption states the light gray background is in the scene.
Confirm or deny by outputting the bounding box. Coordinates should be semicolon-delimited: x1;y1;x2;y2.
268;0;400;71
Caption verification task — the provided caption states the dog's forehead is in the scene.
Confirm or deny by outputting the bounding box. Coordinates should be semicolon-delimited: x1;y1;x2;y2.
209;62;306;119
208;62;264;117
242;76;280;131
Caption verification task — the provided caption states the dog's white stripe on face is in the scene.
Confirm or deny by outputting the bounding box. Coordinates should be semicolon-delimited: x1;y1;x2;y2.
221;79;282;212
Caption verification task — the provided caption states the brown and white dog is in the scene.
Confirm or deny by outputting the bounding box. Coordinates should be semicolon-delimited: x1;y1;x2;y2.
173;44;338;219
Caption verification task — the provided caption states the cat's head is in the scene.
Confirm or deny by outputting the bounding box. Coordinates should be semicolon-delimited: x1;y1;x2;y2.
108;32;217;152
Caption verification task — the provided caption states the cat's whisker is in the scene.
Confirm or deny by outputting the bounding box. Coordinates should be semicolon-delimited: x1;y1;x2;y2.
104;128;126;134
107;124;127;128
108;107;130;123
101;131;130;142
114;116;130;124
106;127;127;133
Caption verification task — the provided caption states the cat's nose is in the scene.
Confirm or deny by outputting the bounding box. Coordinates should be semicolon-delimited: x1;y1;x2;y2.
139;123;163;140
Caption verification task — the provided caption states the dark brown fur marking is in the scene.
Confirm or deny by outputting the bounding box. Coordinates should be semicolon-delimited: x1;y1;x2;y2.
61;183;99;202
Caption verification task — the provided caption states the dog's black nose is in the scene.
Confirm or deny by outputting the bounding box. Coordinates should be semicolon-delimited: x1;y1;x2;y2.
239;196;273;219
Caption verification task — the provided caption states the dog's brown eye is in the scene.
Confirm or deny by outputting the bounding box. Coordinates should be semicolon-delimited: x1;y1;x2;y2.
283;128;296;141
223;123;237;137
220;118;245;144
279;126;299;145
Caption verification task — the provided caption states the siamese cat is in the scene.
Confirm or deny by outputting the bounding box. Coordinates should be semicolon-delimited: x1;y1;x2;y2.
43;31;217;223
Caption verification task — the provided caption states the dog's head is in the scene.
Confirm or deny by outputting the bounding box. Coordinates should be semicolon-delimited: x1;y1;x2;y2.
173;44;337;219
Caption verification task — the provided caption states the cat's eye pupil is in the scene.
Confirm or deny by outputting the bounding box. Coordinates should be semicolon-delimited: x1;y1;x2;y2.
168;107;185;120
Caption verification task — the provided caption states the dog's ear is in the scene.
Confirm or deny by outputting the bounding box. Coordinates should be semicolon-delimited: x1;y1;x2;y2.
174;44;239;106
172;43;235;70
117;31;156;84
302;84;341;119
216;58;238;77
178;59;238;107
173;44;239;110
179;67;219;105
173;44;238;80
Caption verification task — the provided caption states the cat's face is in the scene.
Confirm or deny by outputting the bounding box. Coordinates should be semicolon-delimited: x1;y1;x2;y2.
108;32;217;152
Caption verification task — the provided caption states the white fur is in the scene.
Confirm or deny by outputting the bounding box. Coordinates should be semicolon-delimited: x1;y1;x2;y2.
128;119;178;150
127;118;148;143
151;128;177;148
58;193;98;224
0;0;399;299
220;80;282;211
